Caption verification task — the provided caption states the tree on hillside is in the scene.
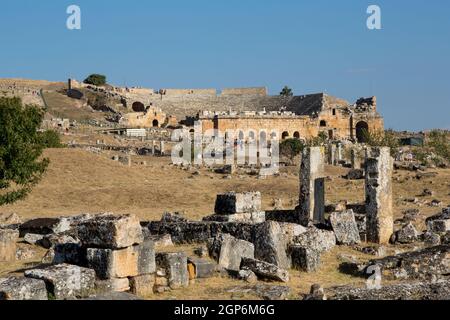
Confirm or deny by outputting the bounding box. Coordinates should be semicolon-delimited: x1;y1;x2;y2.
280;86;293;97
83;74;107;86
0;97;50;205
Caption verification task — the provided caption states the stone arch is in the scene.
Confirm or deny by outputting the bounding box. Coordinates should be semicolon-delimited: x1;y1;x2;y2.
282;131;290;140
132;101;145;112
238;131;244;140
152;119;159;127
356;121;369;143
293;131;300;139
320;120;327;127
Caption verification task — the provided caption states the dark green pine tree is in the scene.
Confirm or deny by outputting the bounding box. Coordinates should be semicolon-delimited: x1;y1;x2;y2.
280;86;293;97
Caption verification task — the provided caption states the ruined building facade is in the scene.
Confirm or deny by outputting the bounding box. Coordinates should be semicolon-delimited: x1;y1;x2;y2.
197;95;384;142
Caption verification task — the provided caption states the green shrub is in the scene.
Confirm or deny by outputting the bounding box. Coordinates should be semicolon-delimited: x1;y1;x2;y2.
83;74;107;86
39;130;64;148
280;138;304;160
427;130;450;161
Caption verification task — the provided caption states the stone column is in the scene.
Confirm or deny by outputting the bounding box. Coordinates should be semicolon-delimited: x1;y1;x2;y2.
351;148;363;169
336;143;342;165
298;147;325;225
151;140;156;155
328;144;336;165
365;147;394;244
160;141;165;156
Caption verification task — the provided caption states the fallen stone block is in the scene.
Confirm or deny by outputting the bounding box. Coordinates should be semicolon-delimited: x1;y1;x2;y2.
0;213;22;228
327;280;450;300
40;233;80;249
214;192;261;214
87;240;155;279
393;223;420;244
23;233;45;246
53;243;86;265
302;284;327;300
241;257;289;283
0;229;19;262
427;220;450;233
292;227;336;254
95;278;130;293
329;210;361;245
19;218;70;237
203;212;265;224
188;257;216;279
364;245;450;281
129;274;155;297
0;277;48;300
156;252;189;289
290;246;321;273
25;264;96;300
77;214;144;249
237;269;258;283
227;284;291;300
147;221;212;244
253;221;290;269
208;233;254;271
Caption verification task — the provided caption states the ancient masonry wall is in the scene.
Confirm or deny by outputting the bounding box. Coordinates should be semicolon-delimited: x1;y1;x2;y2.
365;147;394;244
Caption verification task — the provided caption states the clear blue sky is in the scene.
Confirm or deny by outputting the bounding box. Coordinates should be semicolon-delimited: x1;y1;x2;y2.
1;0;449;131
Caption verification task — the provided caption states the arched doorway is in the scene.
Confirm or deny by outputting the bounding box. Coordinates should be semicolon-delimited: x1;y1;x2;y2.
238;131;244;140
132;102;145;112
293;131;300;139
356;121;369;143
282;131;289;140
320;120;327;127
248;131;255;141
152;119;159;127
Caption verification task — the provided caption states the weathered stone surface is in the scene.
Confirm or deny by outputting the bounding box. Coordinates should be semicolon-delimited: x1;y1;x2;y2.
40;233;80;249
290;246;321;272
148;234;173;248
23;233;45;246
278;222;308;245
19;218;65;237
364;245;450;281
77;214;143;249
188;257;216;278
427;220;450;233
208;233;254;271
292;227;336;253
161;212;188;223
147;221;256;244
0;229;19;262
227;284;291;300
155;252;189;289
253;221;290;269
241;257;289;283
299;147;325;225
214;192;261;214
329;210;361;245
25;264;95;300
129;274;155;297
53;243;85;265
87;241;155;279
203;212;265;224
327;280;450;300
0;213;22;228
237;269;258;283
423;231;442;246
365;147;394;244
83;292;143;300
95;278;130;293
394;223;420;244
0;277;48;300
302;284;327;300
